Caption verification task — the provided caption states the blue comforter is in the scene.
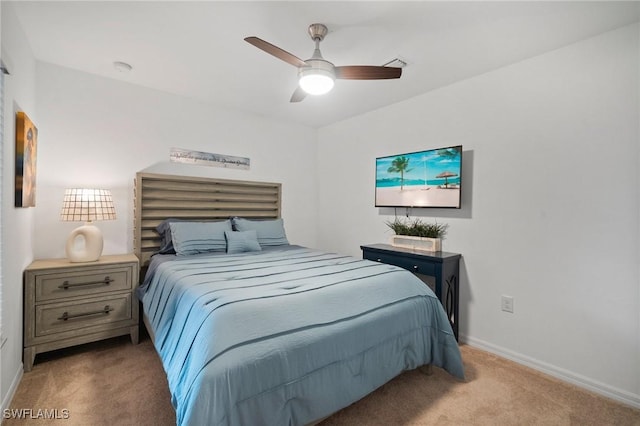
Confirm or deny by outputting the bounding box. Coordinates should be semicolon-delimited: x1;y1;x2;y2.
140;246;464;425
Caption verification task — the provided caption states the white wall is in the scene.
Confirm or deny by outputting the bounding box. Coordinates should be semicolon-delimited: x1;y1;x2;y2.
33;62;318;259
0;2;36;410
317;24;640;406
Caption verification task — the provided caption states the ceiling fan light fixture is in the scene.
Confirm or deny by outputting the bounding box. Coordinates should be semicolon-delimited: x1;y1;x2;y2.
298;59;335;95
299;70;335;95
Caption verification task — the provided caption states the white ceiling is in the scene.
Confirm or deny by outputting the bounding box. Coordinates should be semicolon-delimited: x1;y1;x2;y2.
8;1;640;128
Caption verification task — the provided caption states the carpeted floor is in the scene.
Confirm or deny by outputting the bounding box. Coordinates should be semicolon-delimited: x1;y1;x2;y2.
5;333;640;425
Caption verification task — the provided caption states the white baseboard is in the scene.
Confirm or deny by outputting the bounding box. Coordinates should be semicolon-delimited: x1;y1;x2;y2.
461;334;640;410
0;362;23;424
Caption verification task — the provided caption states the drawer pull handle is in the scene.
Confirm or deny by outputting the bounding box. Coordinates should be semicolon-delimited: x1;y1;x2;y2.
57;305;114;321
58;276;114;290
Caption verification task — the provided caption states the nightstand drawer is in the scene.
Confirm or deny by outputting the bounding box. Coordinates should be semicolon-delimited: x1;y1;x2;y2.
366;252;436;276
35;268;132;302
35;293;132;337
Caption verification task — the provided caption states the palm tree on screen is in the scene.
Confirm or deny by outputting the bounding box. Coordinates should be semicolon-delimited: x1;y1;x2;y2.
387;156;412;190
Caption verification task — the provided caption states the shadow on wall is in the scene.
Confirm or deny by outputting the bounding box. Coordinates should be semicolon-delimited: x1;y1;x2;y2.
458;256;472;339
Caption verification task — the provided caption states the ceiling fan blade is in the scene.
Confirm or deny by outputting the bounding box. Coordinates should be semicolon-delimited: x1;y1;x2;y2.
290;86;307;103
244;36;307;68
334;66;402;80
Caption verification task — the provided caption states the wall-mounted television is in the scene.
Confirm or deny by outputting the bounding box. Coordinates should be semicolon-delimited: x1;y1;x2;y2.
375;145;462;208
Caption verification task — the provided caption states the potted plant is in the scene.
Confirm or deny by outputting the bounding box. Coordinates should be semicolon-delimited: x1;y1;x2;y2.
385;217;448;252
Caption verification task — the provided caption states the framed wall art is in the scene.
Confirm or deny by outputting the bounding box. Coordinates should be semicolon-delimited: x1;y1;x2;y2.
169;147;250;170
15;111;38;207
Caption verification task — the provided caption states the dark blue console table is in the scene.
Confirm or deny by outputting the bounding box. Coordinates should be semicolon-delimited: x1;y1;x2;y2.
361;243;460;340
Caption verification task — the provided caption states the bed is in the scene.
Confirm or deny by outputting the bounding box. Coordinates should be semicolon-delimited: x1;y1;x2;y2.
134;172;464;426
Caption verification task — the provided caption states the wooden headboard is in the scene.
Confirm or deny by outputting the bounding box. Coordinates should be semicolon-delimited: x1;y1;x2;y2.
134;172;282;267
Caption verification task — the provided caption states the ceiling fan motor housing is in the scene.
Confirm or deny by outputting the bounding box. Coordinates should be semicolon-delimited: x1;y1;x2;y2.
308;23;328;41
300;58;335;76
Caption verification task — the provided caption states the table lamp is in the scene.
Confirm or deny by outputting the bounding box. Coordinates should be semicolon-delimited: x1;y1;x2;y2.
60;188;116;262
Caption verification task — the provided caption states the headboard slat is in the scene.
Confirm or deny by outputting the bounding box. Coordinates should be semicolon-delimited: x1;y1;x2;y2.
141;210;278;219
141;200;278;210
142;189;278;203
134;172;282;268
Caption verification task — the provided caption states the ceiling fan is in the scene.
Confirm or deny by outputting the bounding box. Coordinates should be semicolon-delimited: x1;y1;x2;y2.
244;23;402;103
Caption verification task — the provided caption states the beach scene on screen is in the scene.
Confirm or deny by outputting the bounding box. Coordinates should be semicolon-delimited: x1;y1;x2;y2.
376;146;462;208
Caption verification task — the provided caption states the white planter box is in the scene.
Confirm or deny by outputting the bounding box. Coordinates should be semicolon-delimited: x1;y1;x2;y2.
390;235;442;252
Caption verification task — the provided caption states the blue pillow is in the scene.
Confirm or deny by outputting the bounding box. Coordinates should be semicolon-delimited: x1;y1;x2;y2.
225;230;262;254
169;220;232;255
232;218;289;247
156;218;185;254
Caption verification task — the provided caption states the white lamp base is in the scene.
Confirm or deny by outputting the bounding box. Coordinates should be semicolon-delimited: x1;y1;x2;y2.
65;223;104;262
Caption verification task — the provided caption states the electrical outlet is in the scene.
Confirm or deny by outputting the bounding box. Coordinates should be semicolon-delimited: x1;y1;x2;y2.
501;295;514;313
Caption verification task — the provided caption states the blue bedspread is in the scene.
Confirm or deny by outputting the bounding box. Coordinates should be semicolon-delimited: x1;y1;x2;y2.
140;246;464;425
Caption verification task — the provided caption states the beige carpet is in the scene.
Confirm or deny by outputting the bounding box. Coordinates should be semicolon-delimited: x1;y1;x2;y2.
5;334;639;425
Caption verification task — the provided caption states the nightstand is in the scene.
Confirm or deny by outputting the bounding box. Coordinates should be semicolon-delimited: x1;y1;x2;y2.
361;244;461;340
23;254;139;371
